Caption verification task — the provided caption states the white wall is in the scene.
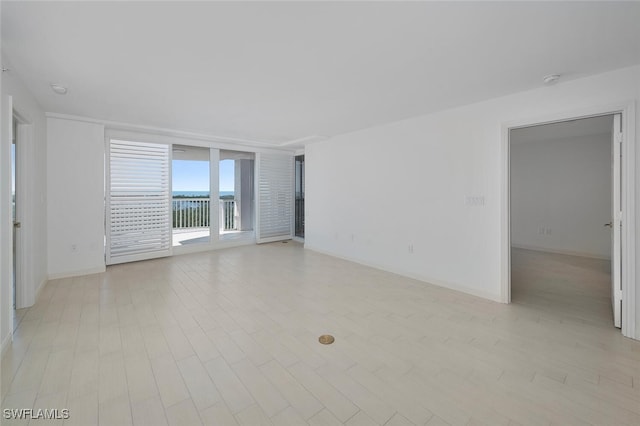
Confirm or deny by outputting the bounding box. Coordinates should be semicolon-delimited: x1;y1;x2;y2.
0;47;8;356
305;65;640;336
47;117;105;278
511;133;612;259
1;57;48;353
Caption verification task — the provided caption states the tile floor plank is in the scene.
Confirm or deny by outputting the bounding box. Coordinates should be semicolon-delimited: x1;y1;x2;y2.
204;356;255;414
150;353;191;409
231;358;289;418
176;355;222;411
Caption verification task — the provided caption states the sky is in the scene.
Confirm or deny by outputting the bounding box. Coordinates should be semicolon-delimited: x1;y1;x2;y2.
172;159;235;192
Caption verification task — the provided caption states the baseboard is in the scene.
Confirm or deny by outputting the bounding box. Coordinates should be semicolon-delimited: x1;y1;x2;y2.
304;244;502;303
1;332;12;358
511;244;610;260
35;278;47;301
16;277;48;309
48;265;106;280
172;238;256;257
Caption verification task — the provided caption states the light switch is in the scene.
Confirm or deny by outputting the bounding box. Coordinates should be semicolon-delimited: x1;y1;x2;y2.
465;195;485;206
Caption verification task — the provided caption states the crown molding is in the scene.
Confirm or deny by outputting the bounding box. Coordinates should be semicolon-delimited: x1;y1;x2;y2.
45;112;282;149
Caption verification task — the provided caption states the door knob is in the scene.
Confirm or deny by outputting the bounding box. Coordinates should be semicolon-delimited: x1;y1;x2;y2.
13;221;21;228
604;222;612;228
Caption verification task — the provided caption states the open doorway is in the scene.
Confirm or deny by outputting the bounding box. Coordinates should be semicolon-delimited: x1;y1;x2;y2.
11;111;30;329
219;150;254;241
172;145;212;246
508;114;622;328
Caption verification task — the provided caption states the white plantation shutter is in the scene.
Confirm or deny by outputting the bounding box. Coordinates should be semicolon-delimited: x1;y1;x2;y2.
256;153;293;243
106;140;171;264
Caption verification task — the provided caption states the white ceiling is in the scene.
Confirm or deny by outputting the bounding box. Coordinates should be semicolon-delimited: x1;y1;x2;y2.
2;1;639;148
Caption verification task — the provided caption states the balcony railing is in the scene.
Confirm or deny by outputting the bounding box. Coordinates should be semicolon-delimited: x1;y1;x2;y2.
172;198;237;231
220;199;237;231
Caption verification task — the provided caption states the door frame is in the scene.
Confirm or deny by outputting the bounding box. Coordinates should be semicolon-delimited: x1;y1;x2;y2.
12;110;32;311
104;128;266;257
500;101;636;339
292;154;305;242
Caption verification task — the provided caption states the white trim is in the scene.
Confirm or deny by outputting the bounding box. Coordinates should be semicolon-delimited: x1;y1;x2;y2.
612;113;623;328
5;95;14;340
48;112;323;150
47;112;282;148
279;134;328;147
305;244;502;303
501;101;636;340
511;244;610;261
621;103;636;339
34;278;46;303
105;128;295;155
106;252;171;266
12;119;33;309
210;148;220;245
47;266;106;281
253;154;258;235
11;114;22;310
500;122;511;304
291;155;295;239
258;236;293;245
172;237;256;256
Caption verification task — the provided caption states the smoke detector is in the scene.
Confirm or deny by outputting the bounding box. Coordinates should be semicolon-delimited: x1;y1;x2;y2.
542;74;561;85
50;83;68;95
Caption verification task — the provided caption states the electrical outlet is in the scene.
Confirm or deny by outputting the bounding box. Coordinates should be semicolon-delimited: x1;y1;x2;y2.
408;243;414;253
537;227;551;235
465;195;485;206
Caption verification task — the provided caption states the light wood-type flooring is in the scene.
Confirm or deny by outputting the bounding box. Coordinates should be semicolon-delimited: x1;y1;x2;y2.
1;243;639;425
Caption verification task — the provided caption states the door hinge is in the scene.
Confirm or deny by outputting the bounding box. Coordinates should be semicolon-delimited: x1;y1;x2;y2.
615;132;623;144
615;289;623;300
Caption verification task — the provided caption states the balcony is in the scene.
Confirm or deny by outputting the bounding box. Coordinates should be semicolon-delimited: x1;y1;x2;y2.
172;198;240;245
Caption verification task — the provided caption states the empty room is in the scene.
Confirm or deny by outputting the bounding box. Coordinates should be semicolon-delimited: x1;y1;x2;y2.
1;2;640;425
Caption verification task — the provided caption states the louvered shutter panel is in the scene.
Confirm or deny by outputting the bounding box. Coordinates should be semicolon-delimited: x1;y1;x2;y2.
256;153;293;243
106;140;171;264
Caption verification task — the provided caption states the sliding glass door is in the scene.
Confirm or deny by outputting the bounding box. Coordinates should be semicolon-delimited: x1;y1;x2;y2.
106;137;291;263
172;145;212;247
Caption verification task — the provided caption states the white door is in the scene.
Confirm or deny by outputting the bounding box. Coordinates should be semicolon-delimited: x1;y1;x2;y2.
11;112;19;310
106;139;172;264
255;153;294;243
611;114;622;328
